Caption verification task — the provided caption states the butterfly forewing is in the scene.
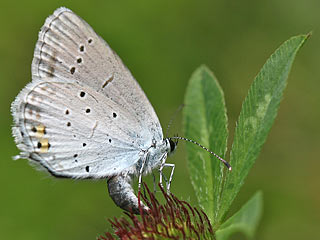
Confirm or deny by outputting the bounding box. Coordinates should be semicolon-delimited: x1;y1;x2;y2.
32;7;162;142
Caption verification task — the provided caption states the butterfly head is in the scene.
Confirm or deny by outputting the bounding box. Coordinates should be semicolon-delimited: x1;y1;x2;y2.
166;137;178;156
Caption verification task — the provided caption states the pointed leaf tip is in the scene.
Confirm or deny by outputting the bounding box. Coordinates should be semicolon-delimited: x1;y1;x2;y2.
217;34;308;222
183;65;228;224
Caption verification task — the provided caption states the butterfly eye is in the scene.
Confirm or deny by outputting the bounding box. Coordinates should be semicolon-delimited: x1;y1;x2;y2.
169;139;176;153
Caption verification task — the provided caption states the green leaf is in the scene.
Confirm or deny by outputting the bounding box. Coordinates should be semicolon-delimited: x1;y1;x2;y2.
215;191;263;240
217;34;309;222
183;65;228;223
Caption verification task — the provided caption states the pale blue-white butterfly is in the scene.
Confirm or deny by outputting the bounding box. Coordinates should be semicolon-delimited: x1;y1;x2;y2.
11;7;231;214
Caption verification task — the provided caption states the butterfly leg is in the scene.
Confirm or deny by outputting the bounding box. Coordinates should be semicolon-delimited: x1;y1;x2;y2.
163;163;175;194
159;153;168;189
138;152;150;191
152;172;157;193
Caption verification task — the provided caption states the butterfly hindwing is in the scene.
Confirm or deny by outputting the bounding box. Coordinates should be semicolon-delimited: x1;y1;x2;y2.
12;78;145;178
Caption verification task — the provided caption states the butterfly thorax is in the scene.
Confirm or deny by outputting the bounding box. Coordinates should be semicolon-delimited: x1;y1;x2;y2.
134;138;176;176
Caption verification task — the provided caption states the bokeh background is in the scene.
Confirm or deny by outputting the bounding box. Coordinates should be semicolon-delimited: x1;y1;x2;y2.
1;0;319;239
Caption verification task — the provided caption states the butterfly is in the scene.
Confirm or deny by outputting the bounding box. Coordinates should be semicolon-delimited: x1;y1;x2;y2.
11;7;231;214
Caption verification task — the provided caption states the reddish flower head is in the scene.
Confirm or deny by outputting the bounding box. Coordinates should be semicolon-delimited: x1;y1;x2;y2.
99;184;214;240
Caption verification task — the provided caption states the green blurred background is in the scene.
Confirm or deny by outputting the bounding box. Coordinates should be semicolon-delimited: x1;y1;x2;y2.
1;0;319;239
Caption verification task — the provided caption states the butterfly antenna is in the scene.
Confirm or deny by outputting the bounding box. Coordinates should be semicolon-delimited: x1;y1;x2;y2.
165;104;185;138
170;136;232;171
